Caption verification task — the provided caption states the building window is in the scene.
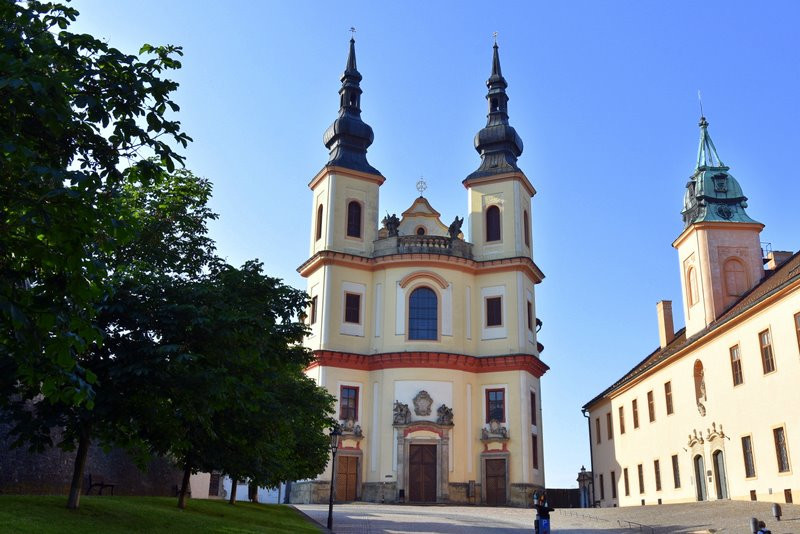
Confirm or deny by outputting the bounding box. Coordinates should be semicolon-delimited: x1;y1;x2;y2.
595;417;601;444
723;258;747;297
486;388;505;423
310;295;318;324
623;468;630;496
346;200;362;238
339;385;358;421
485;205;501;242
486;296;502;327
606;412;613;440
794;312;800;354
759;329;776;374
599;473;605;500
671;454;681;488
532;434;539;469
664;381;673;415
530;391;537;425
315;204;324;241
774;427;790;473
632;399;639;429
526;301;533;331
654;460;662;491
742;436;756;478
523;210;530;248
647;390;655;422
344;292;361;324
637;464;644;494
619;406;626;435
408;286;437;340
687;267;699;307
730;345;743;386
611;471;617;499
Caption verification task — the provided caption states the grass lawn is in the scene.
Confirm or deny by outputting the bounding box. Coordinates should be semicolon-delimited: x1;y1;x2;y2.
0;495;322;533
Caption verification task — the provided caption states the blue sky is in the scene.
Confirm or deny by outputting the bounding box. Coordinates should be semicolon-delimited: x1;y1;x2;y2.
71;1;800;488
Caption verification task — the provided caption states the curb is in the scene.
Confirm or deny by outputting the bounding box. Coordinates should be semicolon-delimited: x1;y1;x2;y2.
289;504;332;533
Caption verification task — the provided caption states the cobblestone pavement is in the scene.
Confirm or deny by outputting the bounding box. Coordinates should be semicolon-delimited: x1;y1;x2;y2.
295;501;800;533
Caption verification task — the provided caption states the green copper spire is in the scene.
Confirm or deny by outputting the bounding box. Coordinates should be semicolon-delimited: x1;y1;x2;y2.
681;117;759;228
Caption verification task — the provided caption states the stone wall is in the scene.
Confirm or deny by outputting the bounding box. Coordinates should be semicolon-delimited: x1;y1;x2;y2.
289;480;331;504
361;482;397;503
510;482;540;507
0;422;182;496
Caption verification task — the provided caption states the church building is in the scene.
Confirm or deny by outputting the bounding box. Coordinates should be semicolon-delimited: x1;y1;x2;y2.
583;117;800;507
289;38;549;506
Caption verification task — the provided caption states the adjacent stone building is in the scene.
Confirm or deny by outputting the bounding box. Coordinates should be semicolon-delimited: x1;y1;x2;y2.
290;39;549;506
583;117;800;507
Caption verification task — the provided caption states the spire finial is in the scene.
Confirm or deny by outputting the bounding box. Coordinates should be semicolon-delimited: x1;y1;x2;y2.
349;26;356;40
697;90;705;121
493;31;498;44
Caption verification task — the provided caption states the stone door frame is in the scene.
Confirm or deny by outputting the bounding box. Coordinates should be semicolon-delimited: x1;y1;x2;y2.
335;448;363;502
394;423;451;503
480;451;510;505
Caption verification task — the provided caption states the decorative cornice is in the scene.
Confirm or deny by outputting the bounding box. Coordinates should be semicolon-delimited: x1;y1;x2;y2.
399;270;450;289
307;350;549;378
297;249;544;285
462;170;536;198
309;164;385;190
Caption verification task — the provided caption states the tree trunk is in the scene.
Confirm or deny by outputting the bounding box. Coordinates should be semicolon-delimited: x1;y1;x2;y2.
228;477;238;504
66;424;91;510
177;461;192;509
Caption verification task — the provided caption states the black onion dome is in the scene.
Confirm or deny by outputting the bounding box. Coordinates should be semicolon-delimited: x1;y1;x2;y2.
466;42;524;181
323;38;381;175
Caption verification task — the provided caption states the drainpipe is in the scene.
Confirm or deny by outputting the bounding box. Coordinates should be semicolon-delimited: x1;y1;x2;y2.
582;408;595;508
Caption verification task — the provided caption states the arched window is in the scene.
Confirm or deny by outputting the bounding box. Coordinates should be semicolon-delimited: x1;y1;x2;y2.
346;201;362;238
723;259;747;297
416;226;425;236
687;267;699;307
486;205;501;242
408;287;437;340
523;210;531;247
315;204;323;241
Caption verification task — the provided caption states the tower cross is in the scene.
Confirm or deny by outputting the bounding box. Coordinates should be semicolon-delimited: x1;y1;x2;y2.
350;27;356;37
416;176;427;195
493;31;498;43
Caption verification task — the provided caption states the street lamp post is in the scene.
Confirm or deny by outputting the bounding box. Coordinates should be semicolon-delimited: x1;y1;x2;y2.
326;424;342;531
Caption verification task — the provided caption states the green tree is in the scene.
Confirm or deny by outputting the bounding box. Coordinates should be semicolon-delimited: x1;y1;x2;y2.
144;261;334;509
0;0;190;416
2;166;217;509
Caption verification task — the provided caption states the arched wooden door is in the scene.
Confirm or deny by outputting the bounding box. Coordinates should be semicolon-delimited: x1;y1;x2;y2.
713;450;728;499
694;455;707;501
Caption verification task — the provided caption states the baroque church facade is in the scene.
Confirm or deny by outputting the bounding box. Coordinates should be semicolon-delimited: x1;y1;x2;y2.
583;118;800;507
289;39;549;506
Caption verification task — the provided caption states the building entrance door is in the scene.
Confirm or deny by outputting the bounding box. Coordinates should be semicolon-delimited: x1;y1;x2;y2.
485;458;507;506
408;444;437;503
694;454;707;501
713;450;728;499
335;455;359;502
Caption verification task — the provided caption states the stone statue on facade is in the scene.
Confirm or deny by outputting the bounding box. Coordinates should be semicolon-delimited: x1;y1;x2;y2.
412;390;433;416
436;404;454;426
393;401;411;424
448;216;464;239
382;213;400;237
481;419;509;440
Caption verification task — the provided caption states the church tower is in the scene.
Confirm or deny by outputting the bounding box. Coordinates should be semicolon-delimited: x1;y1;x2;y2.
673;117;764;337
296;39;548;508
308;38;384;260
464;42;536;261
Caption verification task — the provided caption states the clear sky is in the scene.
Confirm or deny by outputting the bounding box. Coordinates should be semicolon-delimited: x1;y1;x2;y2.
71;0;800;488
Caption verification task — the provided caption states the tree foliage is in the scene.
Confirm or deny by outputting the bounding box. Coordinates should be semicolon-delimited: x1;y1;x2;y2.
0;0;190;411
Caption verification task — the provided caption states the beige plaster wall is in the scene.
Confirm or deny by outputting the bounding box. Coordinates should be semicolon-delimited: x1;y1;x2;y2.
315;365;544;489
590;285;800;507
467;179;533;261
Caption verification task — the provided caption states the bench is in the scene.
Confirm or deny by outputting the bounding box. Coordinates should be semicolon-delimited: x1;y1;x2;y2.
85;474;116;495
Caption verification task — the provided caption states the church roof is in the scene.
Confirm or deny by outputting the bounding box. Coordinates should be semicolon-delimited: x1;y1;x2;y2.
583;249;800;410
681;117;759;228
322;38;382;176
464;42;524;182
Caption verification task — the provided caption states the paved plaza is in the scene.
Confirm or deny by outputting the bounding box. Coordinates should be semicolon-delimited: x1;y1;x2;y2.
296;501;800;533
